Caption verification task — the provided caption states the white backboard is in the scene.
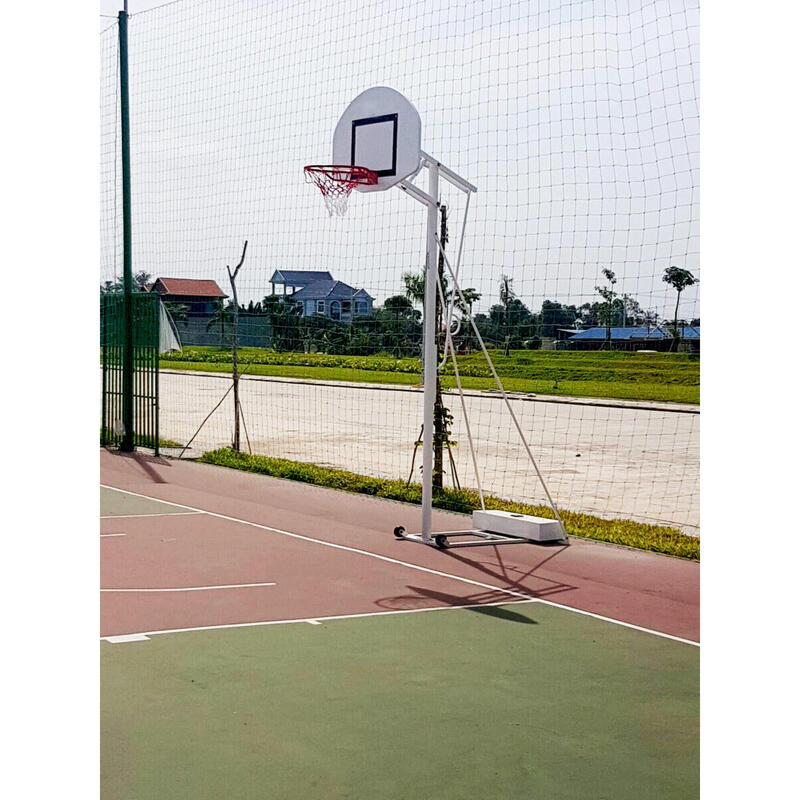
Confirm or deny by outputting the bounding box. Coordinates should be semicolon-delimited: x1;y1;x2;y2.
332;87;422;192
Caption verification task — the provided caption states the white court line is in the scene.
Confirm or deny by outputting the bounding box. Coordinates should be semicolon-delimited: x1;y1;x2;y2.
101;582;276;593
105;633;150;643
100;597;698;646
100;511;203;519
100;533;126;538
531;599;698;646
101;599;536;641
100;483;699;646
100;485;532;601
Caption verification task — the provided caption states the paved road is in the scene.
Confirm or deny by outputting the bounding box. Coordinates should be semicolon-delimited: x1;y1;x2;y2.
157;370;700;534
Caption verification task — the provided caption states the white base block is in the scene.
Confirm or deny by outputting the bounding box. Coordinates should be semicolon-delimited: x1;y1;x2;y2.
472;509;564;542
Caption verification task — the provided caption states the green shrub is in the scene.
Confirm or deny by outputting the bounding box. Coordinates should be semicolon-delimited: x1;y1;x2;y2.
161;346;699;386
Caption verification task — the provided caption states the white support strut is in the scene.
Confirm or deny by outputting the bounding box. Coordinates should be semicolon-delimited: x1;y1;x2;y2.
435;237;567;542
398;179;436;207
420;151;478;193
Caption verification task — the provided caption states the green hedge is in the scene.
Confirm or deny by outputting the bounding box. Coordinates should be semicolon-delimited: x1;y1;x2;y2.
161;347;700;386
198;448;699;561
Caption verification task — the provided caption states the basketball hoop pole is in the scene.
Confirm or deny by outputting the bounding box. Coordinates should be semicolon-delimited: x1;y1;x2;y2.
420;161;439;544
398;154;476;544
314;87;564;550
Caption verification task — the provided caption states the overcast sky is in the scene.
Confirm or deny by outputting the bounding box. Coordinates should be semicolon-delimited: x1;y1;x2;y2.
100;0;699;321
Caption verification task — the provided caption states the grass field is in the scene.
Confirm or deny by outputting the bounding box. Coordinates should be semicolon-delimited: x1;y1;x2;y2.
160;348;700;404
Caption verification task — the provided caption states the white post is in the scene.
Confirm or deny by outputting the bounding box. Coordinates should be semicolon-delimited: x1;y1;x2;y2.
420;160;439;543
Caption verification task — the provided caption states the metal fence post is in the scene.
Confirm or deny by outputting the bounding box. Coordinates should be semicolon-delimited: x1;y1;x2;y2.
119;10;134;451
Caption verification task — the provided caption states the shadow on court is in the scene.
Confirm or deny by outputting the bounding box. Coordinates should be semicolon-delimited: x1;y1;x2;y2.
438;543;575;599
408;585;538;624
374;585;537;624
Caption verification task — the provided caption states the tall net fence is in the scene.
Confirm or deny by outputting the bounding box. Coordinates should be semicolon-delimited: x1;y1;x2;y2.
100;0;700;535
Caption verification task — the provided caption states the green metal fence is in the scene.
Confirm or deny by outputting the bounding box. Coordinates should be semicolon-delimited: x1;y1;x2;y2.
101;292;160;454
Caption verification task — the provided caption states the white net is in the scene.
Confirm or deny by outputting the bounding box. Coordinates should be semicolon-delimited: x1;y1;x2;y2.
304;166;378;217
100;0;700;536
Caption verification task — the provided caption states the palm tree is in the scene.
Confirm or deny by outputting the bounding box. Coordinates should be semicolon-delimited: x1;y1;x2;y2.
499;274;514;307
133;270;153;291
402;271;427;308
163;302;189;324
205;299;232;346
453;287;481;319
499;275;515;355
662;266;698;351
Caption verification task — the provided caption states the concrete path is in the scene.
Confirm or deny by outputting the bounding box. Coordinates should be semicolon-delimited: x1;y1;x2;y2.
157;369;700;534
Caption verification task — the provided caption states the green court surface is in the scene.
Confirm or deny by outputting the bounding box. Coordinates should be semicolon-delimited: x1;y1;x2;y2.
101;486;192;517
101;603;699;799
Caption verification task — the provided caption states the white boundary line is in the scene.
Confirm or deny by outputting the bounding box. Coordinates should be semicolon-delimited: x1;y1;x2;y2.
100;533;126;538
99;485;533;601
99;483;699;647
101;599;536;641
531;599;698;646
105;634;151;643
101;582;276;593
99;598;697;647
100;511;203;519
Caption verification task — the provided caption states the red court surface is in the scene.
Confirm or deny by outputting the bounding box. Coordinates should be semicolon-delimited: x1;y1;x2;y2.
100;449;699;643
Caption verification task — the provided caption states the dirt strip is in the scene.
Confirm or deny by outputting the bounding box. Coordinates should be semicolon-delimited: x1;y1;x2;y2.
100;449;699;641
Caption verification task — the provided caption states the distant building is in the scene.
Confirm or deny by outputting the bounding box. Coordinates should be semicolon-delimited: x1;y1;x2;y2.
268;270;374;322
291;280;374;321
148;278;228;316
269;270;333;296
566;325;700;351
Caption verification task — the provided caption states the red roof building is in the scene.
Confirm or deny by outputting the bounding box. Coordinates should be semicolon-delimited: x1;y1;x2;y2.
149;278;228;316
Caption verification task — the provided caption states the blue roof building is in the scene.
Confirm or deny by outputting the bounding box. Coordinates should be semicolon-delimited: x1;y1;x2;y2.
290;279;374;322
269;270;333;295
567;325;700;351
268;270;374;322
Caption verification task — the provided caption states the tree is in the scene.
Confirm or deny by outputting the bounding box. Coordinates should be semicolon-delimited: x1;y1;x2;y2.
594;268;618;349
261;295;302;352
205;299;233;345
382;295;418;316
349;314;380;355
453;287;481;317
577;302;599;327
225;241;248;451
499;275;515;355
133;270;152;291
100;279;121;294
540;300;577;339
301;313;338;352
402;271;426;307
100;270;151;295
637;307;658;326
163;302;189;324
662;266;698;351
482;297;537;351
377;295;422;357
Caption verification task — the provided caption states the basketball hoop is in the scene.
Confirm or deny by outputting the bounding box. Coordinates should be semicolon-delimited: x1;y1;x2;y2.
304;165;378;216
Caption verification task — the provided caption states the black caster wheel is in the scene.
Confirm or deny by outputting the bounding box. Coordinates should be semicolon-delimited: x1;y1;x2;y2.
393;526;406;539
434;534;448;549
